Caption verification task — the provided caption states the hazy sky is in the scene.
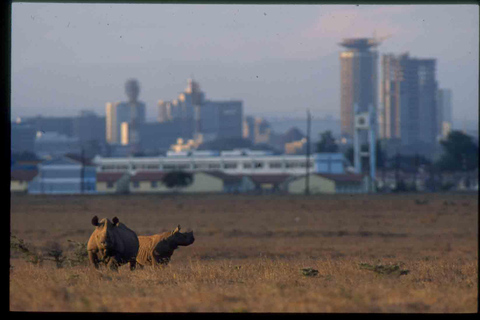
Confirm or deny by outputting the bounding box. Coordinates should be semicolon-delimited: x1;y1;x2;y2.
11;3;479;128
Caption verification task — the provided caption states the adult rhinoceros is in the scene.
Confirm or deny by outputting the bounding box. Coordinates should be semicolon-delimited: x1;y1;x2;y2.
87;216;139;271
136;225;195;267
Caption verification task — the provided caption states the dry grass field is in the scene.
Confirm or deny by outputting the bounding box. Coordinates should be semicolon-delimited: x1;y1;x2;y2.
9;192;478;313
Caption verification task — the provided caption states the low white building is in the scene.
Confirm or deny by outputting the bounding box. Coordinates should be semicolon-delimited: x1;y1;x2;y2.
93;150;349;176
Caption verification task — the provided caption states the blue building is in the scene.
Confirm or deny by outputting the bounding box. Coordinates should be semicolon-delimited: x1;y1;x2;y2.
28;155;96;194
313;153;348;174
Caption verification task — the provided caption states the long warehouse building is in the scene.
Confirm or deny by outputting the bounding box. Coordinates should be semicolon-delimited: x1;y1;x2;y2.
93;150;350;176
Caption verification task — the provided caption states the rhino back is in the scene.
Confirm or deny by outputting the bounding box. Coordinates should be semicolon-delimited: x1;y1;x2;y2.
112;223;139;261
136;235;158;266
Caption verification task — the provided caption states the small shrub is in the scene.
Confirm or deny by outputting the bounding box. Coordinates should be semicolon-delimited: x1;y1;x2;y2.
301;268;319;277
414;199;429;205
42;242;66;268
10;234;43;265
66;239;89;267
359;263;410;276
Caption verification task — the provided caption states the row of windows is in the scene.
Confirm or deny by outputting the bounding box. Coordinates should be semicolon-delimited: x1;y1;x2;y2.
107;181;160;189
130;181;161;189
132;164;160;170
101;161;313;171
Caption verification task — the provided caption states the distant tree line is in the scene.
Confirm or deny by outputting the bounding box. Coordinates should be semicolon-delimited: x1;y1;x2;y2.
315;129;478;192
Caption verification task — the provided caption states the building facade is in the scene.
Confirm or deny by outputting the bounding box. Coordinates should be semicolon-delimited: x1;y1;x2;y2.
96;172;130;194
11;122;36;154
437;88;453;139
28;155;96;194
11;170;38;193
93;151;349;177
287;173;368;194
106;101;146;145
73;110;106;144
379;53;438;156
339;38;380;138
158;79;243;141
34;131;81;159
106;79;146;154
21;115;75;137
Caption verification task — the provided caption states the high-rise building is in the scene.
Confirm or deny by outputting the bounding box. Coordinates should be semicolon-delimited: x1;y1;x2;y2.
437;88;453;139
253;117;272;145
216;100;243;139
11;121;36;154
22;115;74;137
159;79;204;123
159;79;243;141
105;79;146;150
138;121;185;154
158;79;203;140
339;38;380;138
34;131;81;158
73;110;106;144
243;116;255;141
379;53;438;156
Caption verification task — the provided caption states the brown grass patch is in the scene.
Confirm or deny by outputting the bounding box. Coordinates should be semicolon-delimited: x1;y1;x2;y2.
10;192;478;312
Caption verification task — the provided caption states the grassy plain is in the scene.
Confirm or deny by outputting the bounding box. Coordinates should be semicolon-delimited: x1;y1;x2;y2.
9;192;478;312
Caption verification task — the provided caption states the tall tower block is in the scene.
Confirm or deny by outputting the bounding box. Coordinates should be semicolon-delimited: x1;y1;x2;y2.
339;38;380;138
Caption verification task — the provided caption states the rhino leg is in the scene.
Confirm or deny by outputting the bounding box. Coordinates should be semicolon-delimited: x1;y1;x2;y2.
88;251;99;269
107;256;119;271
129;259;137;271
154;255;170;266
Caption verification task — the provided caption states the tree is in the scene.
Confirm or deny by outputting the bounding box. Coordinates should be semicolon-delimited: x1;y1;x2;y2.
436;130;478;172
161;171;194;191
316;131;338;153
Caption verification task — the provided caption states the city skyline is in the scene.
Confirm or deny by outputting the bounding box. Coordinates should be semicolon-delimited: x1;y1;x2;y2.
11;4;479;130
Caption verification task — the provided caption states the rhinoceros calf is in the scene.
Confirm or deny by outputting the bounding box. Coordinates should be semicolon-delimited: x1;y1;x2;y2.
136;225;195;267
87;216;139;270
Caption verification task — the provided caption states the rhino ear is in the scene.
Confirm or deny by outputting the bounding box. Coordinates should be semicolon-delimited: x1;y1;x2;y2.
174;225;181;233
112;217;119;225
91;216;99;226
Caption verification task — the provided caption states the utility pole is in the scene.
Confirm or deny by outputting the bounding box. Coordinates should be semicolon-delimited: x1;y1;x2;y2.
462;153;469;189
305;109;311;195
413;153;419;190
80;147;85;194
40;163;44;194
394;152;400;189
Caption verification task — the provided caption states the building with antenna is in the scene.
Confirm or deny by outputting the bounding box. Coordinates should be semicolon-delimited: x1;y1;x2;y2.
339;38;381;139
105;79;146;153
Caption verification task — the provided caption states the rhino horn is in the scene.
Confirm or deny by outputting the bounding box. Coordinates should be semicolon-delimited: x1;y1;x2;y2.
92;216;99;226
174;225;181;233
